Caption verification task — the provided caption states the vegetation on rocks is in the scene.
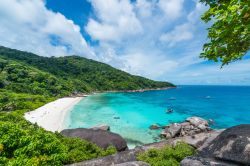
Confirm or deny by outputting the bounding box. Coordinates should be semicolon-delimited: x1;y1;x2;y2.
137;142;196;166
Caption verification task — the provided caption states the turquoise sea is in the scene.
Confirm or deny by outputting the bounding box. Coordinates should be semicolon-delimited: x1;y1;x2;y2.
65;85;250;148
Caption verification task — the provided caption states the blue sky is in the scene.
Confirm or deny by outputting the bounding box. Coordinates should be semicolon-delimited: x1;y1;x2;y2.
0;0;250;85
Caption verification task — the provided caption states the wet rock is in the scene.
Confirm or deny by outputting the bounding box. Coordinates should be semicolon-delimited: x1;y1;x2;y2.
149;124;160;130
61;128;128;152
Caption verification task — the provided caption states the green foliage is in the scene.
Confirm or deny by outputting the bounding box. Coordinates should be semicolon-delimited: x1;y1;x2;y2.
0;113;116;165
0;58;72;97
0;90;55;112
137;142;196;166
200;0;250;65
0;46;174;96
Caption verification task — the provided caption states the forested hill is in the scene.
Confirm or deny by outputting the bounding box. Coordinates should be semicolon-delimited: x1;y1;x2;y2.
0;46;174;97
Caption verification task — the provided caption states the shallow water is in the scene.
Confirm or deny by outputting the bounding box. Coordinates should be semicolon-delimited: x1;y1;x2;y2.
65;85;250;148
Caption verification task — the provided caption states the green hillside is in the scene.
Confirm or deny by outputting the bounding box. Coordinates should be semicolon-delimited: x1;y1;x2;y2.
0;46;174;96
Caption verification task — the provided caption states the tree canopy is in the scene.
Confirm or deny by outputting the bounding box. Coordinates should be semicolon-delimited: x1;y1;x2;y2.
200;0;250;65
0;46;174;98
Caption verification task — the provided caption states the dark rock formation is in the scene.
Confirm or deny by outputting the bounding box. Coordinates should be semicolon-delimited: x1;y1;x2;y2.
161;117;211;139
66;148;143;166
90;124;110;131
67;130;222;166
149;124;160;130
180;156;238;166
181;125;250;166
162;123;181;138
199;124;250;165
61;128;128;152
114;161;150;166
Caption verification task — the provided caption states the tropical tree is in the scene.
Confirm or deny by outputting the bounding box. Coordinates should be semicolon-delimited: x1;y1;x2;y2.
200;0;250;65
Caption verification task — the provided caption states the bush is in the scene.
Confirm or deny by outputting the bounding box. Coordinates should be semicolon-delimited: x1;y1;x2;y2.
137;142;196;166
0;114;116;165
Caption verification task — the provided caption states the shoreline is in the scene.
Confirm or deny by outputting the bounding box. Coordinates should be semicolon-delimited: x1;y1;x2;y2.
71;86;176;97
102;86;176;93
24;87;174;132
24;97;83;132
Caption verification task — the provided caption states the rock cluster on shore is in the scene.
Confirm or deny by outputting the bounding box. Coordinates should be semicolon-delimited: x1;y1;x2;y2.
63;117;250;166
161;117;211;139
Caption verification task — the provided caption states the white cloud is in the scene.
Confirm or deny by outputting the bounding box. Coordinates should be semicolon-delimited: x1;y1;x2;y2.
85;0;142;42
158;0;184;20
160;23;194;46
121;53;179;78
0;0;95;58
187;2;207;23
85;0;211;82
159;2;207;47
135;0;154;18
171;59;250;85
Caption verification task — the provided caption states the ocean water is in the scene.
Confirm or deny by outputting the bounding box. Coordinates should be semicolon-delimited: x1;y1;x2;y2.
65;85;250;148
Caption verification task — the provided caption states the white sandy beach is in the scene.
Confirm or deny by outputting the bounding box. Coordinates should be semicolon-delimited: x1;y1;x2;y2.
24;97;83;132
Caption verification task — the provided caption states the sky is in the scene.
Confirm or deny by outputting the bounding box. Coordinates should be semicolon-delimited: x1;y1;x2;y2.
0;0;250;85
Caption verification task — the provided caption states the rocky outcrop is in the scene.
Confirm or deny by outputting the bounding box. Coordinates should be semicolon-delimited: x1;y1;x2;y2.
149;124;161;130
180;156;238;166
114;161;150;166
90;124;110;131
162;123;181;138
67;130;222;166
61;128;128;152
65;120;250;166
66;148;143;166
161;117;211;138
181;125;250;166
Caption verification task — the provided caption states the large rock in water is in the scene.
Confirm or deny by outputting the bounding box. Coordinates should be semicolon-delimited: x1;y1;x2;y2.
61;128;128;152
186;117;208;129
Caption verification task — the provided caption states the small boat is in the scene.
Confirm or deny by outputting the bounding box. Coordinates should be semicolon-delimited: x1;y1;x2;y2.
166;108;174;113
